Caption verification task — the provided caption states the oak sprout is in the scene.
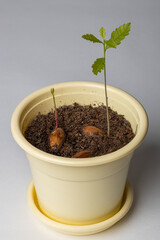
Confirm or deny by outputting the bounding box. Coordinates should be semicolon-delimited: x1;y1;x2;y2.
82;23;131;136
50;88;58;129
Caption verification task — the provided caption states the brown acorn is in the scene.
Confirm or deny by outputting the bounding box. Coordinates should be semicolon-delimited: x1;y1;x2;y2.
49;128;65;151
72;150;92;158
83;125;103;136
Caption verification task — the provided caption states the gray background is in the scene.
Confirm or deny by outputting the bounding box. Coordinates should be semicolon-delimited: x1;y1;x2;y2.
0;0;160;239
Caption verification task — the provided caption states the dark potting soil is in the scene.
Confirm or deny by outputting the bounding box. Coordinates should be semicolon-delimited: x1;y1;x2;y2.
25;103;135;158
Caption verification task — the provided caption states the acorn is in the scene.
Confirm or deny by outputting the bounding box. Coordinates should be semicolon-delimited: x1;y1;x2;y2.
49;128;65;151
72;150;92;158
83;125;103;136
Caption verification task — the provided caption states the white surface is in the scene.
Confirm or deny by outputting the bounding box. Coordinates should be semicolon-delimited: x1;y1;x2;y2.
0;0;160;239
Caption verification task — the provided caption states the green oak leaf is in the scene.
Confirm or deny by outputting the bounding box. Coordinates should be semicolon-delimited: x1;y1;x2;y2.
105;39;117;49
82;34;102;43
92;58;105;75
110;22;131;46
99;27;106;40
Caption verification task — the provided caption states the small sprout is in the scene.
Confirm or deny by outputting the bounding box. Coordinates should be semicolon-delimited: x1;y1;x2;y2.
83;126;103;136
51;88;58;129
49;128;65;151
82;23;131;136
72;150;92;158
50;88;65;151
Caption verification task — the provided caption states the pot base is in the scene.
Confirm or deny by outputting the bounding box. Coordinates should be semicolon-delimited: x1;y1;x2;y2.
27;180;133;235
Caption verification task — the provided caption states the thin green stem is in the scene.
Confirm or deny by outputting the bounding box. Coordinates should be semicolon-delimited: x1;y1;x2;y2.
53;97;58;129
103;41;110;136
51;88;58;128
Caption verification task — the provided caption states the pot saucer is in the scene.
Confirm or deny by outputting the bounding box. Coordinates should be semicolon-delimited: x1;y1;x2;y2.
27;180;133;236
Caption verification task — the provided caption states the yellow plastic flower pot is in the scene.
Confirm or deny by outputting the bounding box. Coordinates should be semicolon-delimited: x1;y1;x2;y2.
11;81;148;227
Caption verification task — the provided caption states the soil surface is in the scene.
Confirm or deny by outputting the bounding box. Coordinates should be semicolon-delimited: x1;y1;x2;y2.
25;103;135;158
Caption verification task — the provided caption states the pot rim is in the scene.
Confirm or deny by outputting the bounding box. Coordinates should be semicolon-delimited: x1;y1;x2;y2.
11;81;148;167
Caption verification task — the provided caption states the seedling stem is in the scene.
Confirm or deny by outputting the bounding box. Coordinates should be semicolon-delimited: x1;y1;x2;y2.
51;88;58;128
